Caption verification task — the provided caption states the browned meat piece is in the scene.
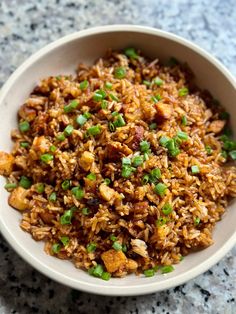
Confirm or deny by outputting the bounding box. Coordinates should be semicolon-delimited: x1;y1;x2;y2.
39;212;55;224
208;120;226;134
8;187;29;211
127;126;144;150
155;102;172;121
99;183;117;202
141;102;156;122
0;151;14;176
14;155;27;170
79;151;94;171
133;201;148;214
31;112;49;135
101;249;127;273
106;141;132;160
18;104;37;122
84;177;97;193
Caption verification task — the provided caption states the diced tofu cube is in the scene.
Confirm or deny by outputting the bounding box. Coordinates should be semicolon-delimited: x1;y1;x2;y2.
0;151;14;176
8;186;29;211
99;183;116;202
155;102;172;121
79;151;94;171
208;120;225;134
101;249;127;273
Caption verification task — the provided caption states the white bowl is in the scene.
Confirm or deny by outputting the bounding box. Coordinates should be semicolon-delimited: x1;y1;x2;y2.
0;25;236;296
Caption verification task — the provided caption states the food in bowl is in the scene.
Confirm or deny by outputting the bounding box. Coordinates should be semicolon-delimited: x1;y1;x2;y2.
1;48;236;280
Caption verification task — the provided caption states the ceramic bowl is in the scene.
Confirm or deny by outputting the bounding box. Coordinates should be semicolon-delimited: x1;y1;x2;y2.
0;25;235;296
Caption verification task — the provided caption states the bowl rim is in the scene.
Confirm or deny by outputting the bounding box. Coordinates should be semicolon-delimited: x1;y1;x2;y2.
0;24;236;296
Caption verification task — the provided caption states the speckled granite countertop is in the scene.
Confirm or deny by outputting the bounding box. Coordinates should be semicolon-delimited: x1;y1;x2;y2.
0;0;236;313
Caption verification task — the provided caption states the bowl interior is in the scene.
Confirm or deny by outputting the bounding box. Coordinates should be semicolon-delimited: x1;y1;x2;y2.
0;27;236;295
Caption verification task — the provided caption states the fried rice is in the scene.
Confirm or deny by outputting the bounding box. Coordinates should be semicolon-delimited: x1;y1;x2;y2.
1;48;236;279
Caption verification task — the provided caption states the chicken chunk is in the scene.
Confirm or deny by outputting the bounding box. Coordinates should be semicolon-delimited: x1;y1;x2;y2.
0;151;14;176
8;186;29;211
18;104;36;122
155;102;172;121
14;155;27;170
32;136;50;154
126;258;138;271
101;249;127;273
39;212;55;224
99;183;120;204
106;141;132;160
131;239;149;258
128;126;144;150
79;151;94;171
208;120;225;134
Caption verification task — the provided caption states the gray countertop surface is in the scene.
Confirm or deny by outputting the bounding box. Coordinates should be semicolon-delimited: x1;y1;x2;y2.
0;0;235;313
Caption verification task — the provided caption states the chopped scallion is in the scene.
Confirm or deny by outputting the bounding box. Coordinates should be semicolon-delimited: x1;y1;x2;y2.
153;77;163;86
160;265;174;274
93;89;106;102
181;115;187;126
114;67;126;79
60;207;76;225
82;207;90;215
52;243;61;254
113;114;126;127
144;269;155;277
112;241;122;251
108;122;116;132
142;174;149;185
132;156;143;167
19;120;30;132
177;131;188;141
140;140;150;153
104;178;111;185
149;123;157;130
61;179;71;190
156;217;168;227
87;242;97;253
36;183;45;194
49;192;57;202
124;47;138;59
143;80;151;86
71;186;84;200
56;133;66;141
64;124;74;136
101;272;111;281
87;125;101;136
86;173;96;181
162;203;173;215
105;82;113;89
4;183;17;190
110;93;119;102
64;100;79;113
205;145;212;155
20;142;30;148
19;176;32;189
80;80;89;90
50;145;57;152
229;150;236;160
154;183;167;197
191;165;200;174
178;87;189;97
60;236;69;246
